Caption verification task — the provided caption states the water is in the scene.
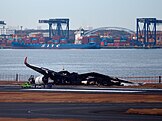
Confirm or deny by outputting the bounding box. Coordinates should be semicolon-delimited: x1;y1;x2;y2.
0;49;162;77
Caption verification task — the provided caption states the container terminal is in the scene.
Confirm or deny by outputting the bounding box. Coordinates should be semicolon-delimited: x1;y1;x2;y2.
0;18;162;49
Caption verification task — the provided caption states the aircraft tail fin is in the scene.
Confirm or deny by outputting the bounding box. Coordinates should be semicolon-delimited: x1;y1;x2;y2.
24;57;28;65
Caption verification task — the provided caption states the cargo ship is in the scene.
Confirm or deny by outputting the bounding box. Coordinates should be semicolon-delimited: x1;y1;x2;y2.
11;41;100;49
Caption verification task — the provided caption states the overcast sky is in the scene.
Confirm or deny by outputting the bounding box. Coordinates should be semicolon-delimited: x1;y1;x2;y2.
0;0;162;30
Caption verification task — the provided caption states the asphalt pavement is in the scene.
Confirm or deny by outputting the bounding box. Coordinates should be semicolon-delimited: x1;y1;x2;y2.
0;102;162;121
1;85;162;94
1;85;162;120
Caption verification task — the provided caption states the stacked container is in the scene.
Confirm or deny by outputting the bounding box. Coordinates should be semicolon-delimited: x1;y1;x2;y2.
60;38;67;44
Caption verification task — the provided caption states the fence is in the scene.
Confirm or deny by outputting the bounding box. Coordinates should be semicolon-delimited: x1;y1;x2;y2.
0;74;162;84
119;76;162;84
0;74;38;82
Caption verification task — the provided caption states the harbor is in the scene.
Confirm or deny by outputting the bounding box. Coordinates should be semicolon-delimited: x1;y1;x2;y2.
1;18;162;49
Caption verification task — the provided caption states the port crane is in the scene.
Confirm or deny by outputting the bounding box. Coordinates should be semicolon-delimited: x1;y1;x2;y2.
136;18;162;46
39;19;69;39
0;21;6;36
0;21;6;25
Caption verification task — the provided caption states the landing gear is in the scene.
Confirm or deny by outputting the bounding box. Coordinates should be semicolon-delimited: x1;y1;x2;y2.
47;84;52;89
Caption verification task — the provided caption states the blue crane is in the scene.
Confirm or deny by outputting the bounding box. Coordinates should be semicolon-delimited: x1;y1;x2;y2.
0;21;6;25
136;18;162;46
39;19;69;39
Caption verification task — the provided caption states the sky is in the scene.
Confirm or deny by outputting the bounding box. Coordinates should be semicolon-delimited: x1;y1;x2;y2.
0;0;162;31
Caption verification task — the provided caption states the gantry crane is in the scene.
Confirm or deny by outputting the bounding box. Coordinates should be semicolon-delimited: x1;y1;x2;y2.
136;18;162;46
0;21;6;25
39;19;69;39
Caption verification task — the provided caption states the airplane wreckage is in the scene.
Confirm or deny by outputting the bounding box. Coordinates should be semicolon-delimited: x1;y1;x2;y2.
24;57;140;87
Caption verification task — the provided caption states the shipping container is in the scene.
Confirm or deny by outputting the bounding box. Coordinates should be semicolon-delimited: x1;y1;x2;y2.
116;37;120;40
114;42;120;46
31;38;38;44
119;42;127;46
89;37;96;42
47;40;53;44
60;38;67;44
148;39;154;42
24;39;31;44
7;40;12;45
101;37;108;42
38;38;45;44
120;39;127;42
100;41;105;46
0;43;5;46
120;37;127;40
114;39;120;43
107;43;114;46
53;40;59;44
53;35;61;40
82;37;89;44
107;39;114;43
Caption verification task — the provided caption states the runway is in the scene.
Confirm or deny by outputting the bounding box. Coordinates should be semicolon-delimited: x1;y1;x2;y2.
0;85;162;120
22;88;143;93
0;102;162;121
1;85;162;94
